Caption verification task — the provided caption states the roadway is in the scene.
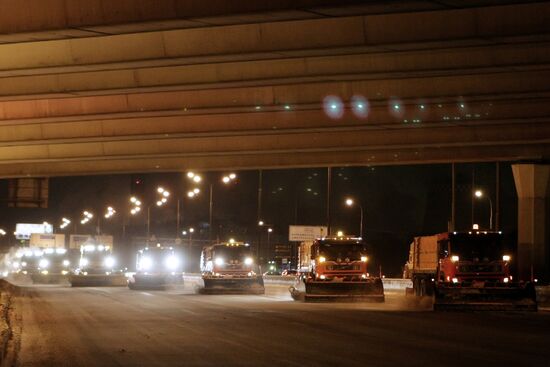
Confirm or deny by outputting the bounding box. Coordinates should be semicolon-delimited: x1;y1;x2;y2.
7;283;550;367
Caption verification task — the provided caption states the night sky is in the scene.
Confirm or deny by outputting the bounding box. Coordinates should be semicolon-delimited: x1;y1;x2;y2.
0;162;518;276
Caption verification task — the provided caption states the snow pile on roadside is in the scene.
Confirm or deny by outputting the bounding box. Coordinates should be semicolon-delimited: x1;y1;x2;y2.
0;292;11;363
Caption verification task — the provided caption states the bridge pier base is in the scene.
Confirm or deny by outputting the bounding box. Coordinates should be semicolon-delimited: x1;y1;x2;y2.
512;164;550;283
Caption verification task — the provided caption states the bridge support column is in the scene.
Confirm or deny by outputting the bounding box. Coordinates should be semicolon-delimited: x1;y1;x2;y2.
512;164;550;283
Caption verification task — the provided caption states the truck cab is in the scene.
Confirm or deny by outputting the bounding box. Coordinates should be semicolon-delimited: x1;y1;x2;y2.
309;238;370;281
406;231;537;311
438;231;512;285
199;240;264;294
127;244;183;290
290;237;384;301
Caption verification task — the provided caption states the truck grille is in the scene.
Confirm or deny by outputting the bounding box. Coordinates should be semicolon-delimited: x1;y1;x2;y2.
458;264;502;273
327;264;360;271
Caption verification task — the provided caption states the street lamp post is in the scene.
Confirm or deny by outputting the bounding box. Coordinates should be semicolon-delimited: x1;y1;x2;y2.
474;189;493;229
345;198;364;238
267;227;273;261
186;171;236;240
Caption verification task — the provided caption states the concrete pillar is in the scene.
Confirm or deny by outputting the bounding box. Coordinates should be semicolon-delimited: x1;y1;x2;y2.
512;164;550;283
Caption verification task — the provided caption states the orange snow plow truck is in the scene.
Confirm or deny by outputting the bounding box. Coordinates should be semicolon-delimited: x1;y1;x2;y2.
289;237;384;302
404;231;537;311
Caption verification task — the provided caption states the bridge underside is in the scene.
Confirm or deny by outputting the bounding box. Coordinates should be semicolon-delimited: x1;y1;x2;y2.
0;0;549;177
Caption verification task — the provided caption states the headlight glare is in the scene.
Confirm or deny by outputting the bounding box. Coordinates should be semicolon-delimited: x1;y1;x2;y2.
140;256;153;271
39;259;49;268
165;255;179;270
214;257;224;266
104;256;115;268
244;257;253;265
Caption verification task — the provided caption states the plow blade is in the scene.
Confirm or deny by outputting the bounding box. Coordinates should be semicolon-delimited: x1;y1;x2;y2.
200;277;265;294
434;284;537;311
303;279;384;302
128;274;182;290
31;273;69;284
69;274;127;287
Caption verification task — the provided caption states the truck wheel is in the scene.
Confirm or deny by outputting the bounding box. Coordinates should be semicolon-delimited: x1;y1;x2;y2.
413;278;421;297
420;279;427;297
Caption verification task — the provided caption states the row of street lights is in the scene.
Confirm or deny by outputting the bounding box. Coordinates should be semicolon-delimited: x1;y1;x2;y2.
59;171;239;242
343;188;494;239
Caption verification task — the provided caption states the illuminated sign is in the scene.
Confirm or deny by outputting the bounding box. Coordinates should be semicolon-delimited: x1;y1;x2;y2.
15;223;53;240
288;225;328;242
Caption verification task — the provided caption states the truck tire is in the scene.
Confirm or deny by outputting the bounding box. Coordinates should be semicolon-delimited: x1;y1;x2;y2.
420;278;428;297
413;277;421;297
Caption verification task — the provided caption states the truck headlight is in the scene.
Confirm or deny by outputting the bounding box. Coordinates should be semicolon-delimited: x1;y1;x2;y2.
214;257;224;266
39;259;49;269
451;255;459;262
79;258;89;267
104;257;115;268
503;277;509;283
452;277;459;283
140;256;152;271
244;257;253;265
63;260;70;267
318;256;326;263
361;256;368;262
502;255;511;262
165;256;179;270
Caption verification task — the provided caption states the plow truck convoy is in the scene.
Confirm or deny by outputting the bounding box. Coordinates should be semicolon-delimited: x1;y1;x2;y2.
128;244;183;290
199;240;264;294
289;237;384;302
404;231;537;311
69;237;126;287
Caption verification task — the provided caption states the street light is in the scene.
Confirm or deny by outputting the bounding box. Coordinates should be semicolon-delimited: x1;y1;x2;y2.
474;189;493;229
59;218;71;230
345;198;364;238
130;196;142;215
146;187;171;240
104;206;116;219
186;171;237;239
267;228;273;260
80;211;93;224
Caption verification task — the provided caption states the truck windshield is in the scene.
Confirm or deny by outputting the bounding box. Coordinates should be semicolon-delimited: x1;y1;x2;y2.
318;243;367;261
141;248;172;262
213;246;251;261
450;234;503;261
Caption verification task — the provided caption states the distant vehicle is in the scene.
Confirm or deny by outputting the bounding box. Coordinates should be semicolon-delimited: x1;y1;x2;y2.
69;239;126;287
128;244;183;290
31;247;79;284
281;269;298;276
199;240;264;294
289;237;384;302
404;231;537;311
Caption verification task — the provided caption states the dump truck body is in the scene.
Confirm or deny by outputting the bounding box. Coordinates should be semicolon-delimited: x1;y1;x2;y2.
289;237;384;302
199;241;264;294
128;245;183;290
405;231;537;311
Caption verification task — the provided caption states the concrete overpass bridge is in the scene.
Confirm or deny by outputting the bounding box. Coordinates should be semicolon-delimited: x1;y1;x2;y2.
0;0;548;176
0;0;549;281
